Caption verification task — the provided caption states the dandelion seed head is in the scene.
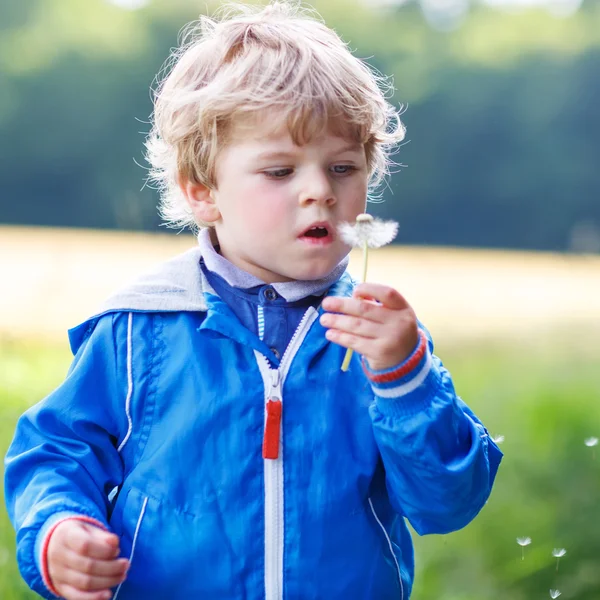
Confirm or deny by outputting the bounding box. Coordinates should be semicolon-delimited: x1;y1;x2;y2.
552;548;567;558
549;590;561;599
516;537;531;546
338;214;398;249
492;434;505;444
585;437;599;447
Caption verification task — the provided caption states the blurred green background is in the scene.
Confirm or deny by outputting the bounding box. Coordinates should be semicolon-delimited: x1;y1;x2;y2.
1;0;599;250
1;0;599;599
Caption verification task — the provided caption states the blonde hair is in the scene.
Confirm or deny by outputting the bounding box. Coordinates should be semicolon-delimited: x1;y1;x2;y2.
146;1;405;230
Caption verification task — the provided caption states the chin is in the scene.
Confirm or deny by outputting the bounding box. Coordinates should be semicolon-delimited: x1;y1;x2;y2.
289;264;337;282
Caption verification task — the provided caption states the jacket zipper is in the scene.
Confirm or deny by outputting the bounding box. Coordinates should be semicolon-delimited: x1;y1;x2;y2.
256;306;320;600
264;366;283;600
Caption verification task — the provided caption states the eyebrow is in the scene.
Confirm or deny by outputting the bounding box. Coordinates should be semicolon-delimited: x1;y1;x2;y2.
331;143;365;155
254;144;364;162
254;151;297;162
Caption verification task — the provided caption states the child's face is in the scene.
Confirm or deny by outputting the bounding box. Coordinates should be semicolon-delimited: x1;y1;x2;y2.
190;119;369;283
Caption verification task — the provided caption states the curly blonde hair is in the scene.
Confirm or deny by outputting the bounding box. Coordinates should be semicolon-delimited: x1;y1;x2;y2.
146;1;405;230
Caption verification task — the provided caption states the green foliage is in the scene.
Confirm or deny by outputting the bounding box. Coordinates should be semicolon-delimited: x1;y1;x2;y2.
1;330;599;598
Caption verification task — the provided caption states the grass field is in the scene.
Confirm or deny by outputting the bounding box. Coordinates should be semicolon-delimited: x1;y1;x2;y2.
1;226;599;599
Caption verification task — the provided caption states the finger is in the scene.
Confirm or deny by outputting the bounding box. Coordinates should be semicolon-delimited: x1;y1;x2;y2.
65;523;121;560
319;312;379;339
322;296;388;324
62;549;129;578
325;328;374;356
56;583;113;600
61;566;127;592
353;283;410;310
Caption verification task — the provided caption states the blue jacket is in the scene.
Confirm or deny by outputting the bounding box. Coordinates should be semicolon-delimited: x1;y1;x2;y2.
4;247;502;600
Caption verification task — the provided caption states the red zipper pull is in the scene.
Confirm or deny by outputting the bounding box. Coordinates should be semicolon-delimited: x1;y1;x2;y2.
263;399;282;459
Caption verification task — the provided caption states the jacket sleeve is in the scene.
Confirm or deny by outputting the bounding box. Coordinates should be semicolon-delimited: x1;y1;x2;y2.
367;327;503;535
4;313;131;598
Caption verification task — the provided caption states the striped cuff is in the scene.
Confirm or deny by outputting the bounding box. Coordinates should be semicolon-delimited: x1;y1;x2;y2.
362;329;428;384
37;513;107;596
364;329;440;415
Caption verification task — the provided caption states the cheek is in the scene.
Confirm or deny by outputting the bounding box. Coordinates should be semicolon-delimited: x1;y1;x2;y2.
338;181;368;214
236;184;290;231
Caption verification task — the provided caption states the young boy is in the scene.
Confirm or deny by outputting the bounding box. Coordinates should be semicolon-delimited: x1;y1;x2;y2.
4;2;502;599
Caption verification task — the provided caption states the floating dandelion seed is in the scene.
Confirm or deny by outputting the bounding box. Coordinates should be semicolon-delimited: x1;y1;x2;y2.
337;214;398;372
552;548;567;571
516;537;531;560
585;437;598;459
549;590;561;599
492;434;505;444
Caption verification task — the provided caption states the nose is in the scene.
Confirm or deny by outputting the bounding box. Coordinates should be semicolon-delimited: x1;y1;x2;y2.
298;168;336;207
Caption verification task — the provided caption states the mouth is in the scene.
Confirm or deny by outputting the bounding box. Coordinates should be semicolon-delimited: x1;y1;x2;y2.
299;222;334;243
298;222;335;246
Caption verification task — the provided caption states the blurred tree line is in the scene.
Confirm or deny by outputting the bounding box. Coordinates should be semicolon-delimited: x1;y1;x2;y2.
0;0;598;251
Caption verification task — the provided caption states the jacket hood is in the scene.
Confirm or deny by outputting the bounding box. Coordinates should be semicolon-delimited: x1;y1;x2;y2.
97;247;208;314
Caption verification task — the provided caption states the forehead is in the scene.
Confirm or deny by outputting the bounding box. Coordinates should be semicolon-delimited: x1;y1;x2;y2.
225;110;364;149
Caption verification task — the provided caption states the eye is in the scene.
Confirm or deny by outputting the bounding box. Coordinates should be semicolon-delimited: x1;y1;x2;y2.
264;168;293;179
331;165;357;175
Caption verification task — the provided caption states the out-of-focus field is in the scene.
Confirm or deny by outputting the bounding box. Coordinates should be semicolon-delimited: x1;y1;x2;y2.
1;225;600;344
1;226;600;600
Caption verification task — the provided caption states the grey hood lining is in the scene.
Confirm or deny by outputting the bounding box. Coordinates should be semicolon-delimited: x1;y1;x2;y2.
96;247;209;315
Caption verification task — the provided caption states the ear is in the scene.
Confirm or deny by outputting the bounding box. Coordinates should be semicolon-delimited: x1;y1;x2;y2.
180;180;221;224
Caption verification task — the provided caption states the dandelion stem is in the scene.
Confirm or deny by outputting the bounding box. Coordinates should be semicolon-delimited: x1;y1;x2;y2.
341;345;353;371
522;547;524;561
361;240;369;282
341;241;369;372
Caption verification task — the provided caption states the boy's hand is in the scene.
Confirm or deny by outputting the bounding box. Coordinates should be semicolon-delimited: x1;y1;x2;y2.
47;520;129;600
321;282;419;372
